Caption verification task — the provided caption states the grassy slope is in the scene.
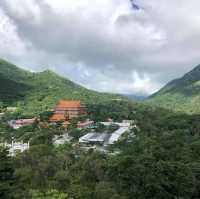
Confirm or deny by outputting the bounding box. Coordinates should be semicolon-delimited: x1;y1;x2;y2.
0;59;127;115
146;64;200;114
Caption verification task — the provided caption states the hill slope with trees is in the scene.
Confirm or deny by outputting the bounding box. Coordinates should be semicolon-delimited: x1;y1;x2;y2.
0;59;126;115
146;64;200;114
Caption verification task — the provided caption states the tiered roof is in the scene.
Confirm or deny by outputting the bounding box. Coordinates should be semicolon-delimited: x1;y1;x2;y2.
49;114;66;122
49;100;85;122
56;100;82;108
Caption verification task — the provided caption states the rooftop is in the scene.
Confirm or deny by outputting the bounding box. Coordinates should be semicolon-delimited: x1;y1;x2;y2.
56;100;83;108
49;114;67;122
79;133;111;144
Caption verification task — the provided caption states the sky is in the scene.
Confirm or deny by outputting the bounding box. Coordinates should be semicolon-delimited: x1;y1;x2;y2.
0;0;200;96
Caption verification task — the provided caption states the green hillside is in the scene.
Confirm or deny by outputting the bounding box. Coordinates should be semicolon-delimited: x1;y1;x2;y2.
0;59;126;115
146;64;200;114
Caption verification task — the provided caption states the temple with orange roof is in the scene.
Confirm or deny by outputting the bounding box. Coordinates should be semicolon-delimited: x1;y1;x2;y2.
49;100;87;123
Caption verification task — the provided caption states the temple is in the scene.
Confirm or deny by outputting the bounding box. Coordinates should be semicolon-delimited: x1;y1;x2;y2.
49;100;86;122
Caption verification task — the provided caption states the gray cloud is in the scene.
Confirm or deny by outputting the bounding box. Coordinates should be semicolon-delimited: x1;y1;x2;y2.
0;0;200;95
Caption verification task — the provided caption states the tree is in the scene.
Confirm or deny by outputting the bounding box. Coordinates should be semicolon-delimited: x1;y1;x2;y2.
94;182;123;199
0;147;15;199
68;129;84;140
31;189;73;199
39;111;54;122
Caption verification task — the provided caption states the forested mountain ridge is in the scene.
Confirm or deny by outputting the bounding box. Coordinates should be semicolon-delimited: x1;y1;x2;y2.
146;64;200;114
0;59;126;115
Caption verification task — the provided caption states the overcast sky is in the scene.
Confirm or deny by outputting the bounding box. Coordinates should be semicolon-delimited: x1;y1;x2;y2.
0;0;200;96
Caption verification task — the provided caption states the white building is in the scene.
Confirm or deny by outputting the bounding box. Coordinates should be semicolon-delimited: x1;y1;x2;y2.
79;121;133;146
100;122;131;128
105;126;130;145
53;134;71;146
79;133;110;145
2;141;30;156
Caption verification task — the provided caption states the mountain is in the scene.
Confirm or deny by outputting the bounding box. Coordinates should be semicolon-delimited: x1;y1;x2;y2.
146;64;200;114
124;94;147;101
0;59;126;115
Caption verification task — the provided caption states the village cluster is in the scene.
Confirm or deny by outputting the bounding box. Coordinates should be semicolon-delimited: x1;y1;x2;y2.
1;100;135;156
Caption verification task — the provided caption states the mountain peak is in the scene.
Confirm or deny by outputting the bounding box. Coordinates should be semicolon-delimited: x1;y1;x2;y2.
176;64;200;86
183;64;200;78
190;63;200;71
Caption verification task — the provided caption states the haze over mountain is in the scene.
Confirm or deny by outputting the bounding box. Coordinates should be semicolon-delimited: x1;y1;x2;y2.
147;64;200;114
0;59;126;115
124;94;147;101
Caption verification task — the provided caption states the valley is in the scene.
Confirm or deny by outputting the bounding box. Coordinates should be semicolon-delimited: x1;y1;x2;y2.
1;60;200;199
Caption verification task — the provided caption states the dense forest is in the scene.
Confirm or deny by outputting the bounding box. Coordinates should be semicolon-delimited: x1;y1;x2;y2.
1;101;200;199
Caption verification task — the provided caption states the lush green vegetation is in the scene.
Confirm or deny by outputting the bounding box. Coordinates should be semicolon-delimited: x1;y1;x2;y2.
1;59;200;198
147;64;200;114
1;101;200;199
0;147;15;199
0;59;126;115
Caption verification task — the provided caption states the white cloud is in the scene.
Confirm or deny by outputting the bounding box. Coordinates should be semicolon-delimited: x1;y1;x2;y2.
0;9;26;57
0;0;200;95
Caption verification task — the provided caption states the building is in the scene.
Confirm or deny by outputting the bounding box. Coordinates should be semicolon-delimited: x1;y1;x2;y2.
53;134;71;146
79;121;133;146
15;118;37;126
122;120;135;124
100;122;131;128
8;118;37;129
105;126;130;145
1;141;30;156
50;100;87;122
79;132;110;145
77;119;94;129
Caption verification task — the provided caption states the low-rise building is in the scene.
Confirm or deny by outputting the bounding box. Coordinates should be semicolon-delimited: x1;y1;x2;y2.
77;119;94;129
53;134;71;146
100;122;131;128
105;126;129;145
2;141;30;156
122;120;135;124
79;121;133;146
8;118;36;129
79;132;110;145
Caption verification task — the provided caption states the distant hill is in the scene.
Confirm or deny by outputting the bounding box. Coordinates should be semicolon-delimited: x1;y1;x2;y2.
124;94;147;101
0;59;127;115
146;64;200;114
